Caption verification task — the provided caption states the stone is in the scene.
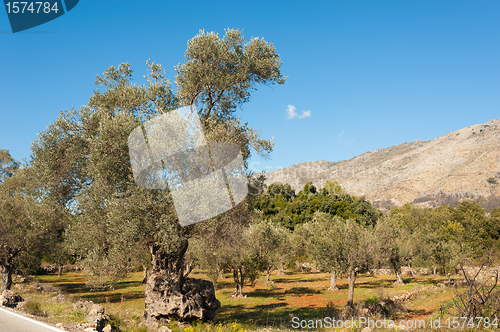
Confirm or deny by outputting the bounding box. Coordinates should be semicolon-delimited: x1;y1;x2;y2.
158;327;172;332
73;300;95;312
144;272;220;322
79;323;97;329
55;322;70;330
87;304;109;332
102;324;114;332
0;290;24;307
52;294;65;302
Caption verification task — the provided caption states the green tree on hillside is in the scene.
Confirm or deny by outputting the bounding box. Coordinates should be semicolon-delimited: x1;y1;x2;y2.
253;180;380;229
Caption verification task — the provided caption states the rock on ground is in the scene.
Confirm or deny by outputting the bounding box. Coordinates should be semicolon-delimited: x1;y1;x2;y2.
144;272;221;322
102;324;114;332
0;290;24;307
157;326;172;332
87;303;109;332
73;300;96;312
73;301;109;332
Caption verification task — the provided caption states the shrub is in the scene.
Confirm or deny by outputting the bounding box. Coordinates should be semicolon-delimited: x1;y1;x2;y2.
365;295;379;305
22;299;44;316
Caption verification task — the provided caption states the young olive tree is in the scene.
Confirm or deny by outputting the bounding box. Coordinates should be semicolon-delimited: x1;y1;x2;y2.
294;212;342;290
303;213;374;307
184;199;256;298
245;218;292;283
30;29;285;321
374;216;408;285
336;218;375;308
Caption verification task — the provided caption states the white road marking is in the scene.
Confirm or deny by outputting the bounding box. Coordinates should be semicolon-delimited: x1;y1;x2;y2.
0;306;66;332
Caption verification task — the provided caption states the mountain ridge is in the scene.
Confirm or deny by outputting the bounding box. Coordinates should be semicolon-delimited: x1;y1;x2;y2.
259;119;500;210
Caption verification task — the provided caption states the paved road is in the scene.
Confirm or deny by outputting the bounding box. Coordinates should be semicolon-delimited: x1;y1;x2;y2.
0;306;66;332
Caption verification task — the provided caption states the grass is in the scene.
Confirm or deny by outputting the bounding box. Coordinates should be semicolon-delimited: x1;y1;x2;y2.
10;270;482;331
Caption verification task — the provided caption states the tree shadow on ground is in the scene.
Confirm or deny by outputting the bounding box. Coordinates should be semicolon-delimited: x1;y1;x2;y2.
353;275;421;289
34;275;145;304
217;304;338;327
284;287;321;295
417;276;449;285
81;290;145;303
272;276;327;284
244;288;285;298
254;303;287;310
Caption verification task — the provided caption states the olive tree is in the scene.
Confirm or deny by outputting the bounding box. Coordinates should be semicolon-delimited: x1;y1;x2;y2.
245;218;292;283
30;29;285;321
184;199;257;298
0;167;62;291
374;216;408;285
301;213;374;307
335;218;374;308
294;212;342;290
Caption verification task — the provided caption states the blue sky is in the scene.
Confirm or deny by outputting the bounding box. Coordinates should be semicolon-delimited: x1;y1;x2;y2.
1;1;499;174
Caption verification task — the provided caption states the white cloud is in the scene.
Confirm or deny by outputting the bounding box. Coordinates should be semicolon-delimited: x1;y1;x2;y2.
298;110;312;118
286;104;297;119
287;105;311;119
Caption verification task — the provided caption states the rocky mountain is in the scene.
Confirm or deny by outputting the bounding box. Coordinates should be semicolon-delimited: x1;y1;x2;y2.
260;119;500;210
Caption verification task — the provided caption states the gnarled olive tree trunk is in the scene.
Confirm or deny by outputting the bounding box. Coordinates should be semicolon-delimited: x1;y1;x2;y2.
231;265;247;298
394;268;405;285
217;266;224;279
0;263;14;292
144;240;220;322
329;271;339;290
265;267;272;283
142;264;148;284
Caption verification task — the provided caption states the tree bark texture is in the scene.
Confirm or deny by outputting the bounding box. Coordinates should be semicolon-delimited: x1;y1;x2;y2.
142;264;148;284
231;265;246;298
346;268;357;308
57;264;63;277
394;268;405;285
144;240;220;322
329;271;339;290
217;266;224;279
0;264;13;292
